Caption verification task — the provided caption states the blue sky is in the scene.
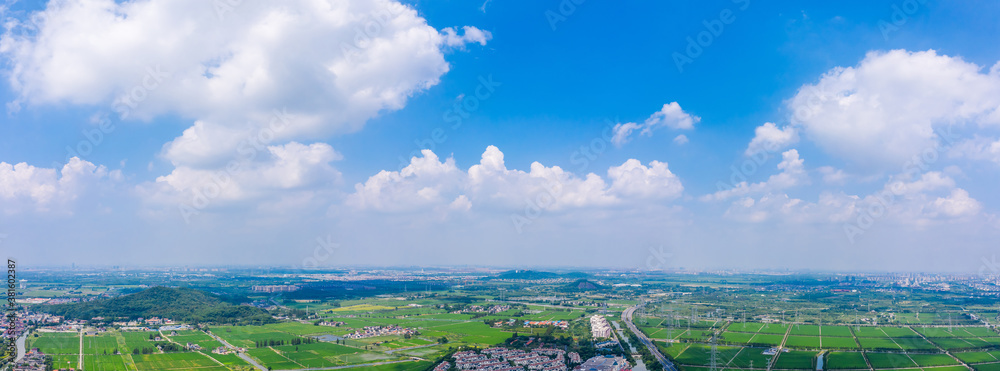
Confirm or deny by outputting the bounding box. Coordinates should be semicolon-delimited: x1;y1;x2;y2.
1;0;999;271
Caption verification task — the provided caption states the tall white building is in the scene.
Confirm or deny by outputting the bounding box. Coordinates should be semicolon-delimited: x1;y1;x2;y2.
590;315;612;338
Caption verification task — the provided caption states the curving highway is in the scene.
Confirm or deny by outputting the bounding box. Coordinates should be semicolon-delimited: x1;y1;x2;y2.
622;303;677;371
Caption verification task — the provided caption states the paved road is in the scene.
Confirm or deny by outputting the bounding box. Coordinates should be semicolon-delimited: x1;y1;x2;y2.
14;332;26;362
206;331;267;371
622;304;677;371
78;330;84;370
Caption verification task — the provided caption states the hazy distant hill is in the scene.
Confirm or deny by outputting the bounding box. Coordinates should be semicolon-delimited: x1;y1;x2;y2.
493;270;589;280
44;286;273;324
563;279;603;291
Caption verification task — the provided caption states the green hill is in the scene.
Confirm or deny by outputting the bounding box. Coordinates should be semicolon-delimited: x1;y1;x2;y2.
563;279;603;291
44;286;273;324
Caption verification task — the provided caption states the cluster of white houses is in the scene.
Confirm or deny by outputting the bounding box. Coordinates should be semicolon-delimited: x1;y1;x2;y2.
251;285;300;293
439;348;621;371
343;325;417;339
590;315;612;338
449;347;568;371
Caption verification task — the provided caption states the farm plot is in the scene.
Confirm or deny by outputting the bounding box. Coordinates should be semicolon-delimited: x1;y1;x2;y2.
83;355;130;371
784;336;821;349
758;324;789;334
955;351;999;364
720;331;755;344
673;344;739;366
83;333;121;355
773;350;817;369
747;334;784;347
822;337;860;349
121;331;160;353
865;353;917;369
853;327;889;338
422;321;510;345
27;332;79;355
728;323;764;333
212;326;300;349
857;337;901;351
894;336;938;351
929;337;980;351
203;352;251;367
132;352;222;371
790;325;821;336
826;352;868;369
50;354;80;369
880;327;918;337
916;327;962;338
974;363;1000;371
822;326;855;337
908;353;960;367
166;331;223;350
726;347;772;369
247;347;302;370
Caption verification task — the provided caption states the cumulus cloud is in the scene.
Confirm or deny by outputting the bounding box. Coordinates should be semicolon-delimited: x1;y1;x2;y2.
347;149;464;212
949;136;1000;164
139;142;342;214
0;157;118;213
704;149;808;201
607;159;684;199
611;102;699;147
1;0;490;169
441;26;492;47
724;192;858;224
349;146;684;213
745;122;797;156
724;171;981;226
817;166;849;185
788;49;1000;168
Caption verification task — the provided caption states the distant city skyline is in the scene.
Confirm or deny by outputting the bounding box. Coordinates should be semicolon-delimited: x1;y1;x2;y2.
1;1;999;271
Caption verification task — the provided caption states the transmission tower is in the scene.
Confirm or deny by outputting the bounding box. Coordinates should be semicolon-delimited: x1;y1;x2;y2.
710;331;718;371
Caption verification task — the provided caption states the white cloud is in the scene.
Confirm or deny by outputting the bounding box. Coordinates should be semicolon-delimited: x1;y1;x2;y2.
817;166;848;185
0;157;117;213
724;171;982;225
607;159;684;200
704;149;808;201
949;136;1000;164
1;0;489;169
611;122;640;147
140;142;342;210
347;149;463;212
441;26;492;47
611;102;699;147
724;192;858;224
645;102;699;131
788;49;1000;168
673;134;689;145
349;146;684;213
745;122;797;156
